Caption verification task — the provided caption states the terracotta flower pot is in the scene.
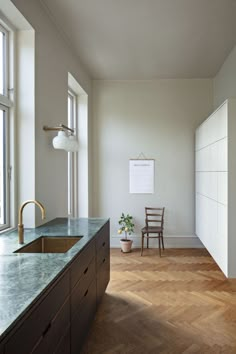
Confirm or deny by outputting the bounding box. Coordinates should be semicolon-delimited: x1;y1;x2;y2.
120;239;133;253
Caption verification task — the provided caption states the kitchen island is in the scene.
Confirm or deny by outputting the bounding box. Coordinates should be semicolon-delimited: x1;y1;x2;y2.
0;217;110;353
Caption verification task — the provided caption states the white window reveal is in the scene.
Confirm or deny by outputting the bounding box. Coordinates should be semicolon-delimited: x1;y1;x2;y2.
67;90;78;217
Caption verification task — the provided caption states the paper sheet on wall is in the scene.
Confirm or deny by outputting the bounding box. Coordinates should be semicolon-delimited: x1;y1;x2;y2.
129;159;154;194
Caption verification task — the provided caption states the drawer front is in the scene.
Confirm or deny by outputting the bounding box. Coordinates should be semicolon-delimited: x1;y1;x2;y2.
32;299;70;354
97;256;110;305
97;243;109;269
71;257;96;316
71;278;97;354
96;221;110;251
5;271;70;354
54;327;70;354
71;240;95;289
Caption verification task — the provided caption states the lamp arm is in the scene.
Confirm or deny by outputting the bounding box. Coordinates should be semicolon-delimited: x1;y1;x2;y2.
43;124;74;134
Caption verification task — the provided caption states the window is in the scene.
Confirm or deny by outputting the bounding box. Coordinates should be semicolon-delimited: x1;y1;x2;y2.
0;24;8;96
0;21;13;230
68;90;78;217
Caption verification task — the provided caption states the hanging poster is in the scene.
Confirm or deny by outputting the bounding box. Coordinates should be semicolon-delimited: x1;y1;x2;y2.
129;159;154;194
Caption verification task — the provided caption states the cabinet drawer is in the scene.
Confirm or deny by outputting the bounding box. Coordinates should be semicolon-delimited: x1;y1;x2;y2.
71;278;97;354
71;240;95;289
97;256;110;305
54;327;70;354
97;243;109;268
32;298;70;354
71;257;96;317
0;344;4;354
96;222;110;251
5;271;70;354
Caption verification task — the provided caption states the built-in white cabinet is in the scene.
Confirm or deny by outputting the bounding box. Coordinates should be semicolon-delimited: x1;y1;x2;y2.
195;99;236;278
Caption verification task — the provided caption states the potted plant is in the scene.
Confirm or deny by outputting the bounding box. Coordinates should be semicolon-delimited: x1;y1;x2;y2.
118;213;135;253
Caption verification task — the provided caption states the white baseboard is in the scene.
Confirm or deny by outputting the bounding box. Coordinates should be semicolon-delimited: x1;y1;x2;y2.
110;234;204;248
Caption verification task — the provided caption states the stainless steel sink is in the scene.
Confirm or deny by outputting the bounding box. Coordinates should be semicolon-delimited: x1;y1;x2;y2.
14;236;83;253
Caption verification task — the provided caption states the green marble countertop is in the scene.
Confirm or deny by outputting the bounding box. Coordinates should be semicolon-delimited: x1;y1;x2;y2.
0;217;108;340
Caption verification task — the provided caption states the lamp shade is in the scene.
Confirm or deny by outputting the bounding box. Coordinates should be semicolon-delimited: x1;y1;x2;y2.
64;135;79;152
52;131;69;150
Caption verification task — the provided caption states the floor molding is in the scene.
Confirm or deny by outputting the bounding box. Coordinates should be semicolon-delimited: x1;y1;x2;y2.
110;234;204;248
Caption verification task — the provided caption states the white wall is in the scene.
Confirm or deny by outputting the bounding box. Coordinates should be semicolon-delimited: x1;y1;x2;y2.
9;0;92;225
92;79;213;247
214;45;236;108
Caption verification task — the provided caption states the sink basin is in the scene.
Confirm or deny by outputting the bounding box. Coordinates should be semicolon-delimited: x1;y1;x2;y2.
14;236;83;253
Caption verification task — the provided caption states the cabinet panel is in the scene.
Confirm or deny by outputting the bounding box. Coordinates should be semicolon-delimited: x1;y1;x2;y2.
96;222;110;251
196;143;217;172
215;103;227;141
218;172;228;205
71;279;97;354
32;299;70;354
200;119;210;148
54;327;70;354
207;198;218;253
213;204;228;275
71;239;95;289
5;271;70;354
71;257;95;316
208;143;218;171
97;255;110;305
196;194;217;253
96;221;110;305
196;147;209;172
217;138;228;172
97;243;109;268
196;172;217;201
195;193;201;237
195;102;227;151
207;114;218;146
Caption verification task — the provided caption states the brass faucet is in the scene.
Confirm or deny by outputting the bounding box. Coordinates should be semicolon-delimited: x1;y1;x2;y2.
18;200;46;244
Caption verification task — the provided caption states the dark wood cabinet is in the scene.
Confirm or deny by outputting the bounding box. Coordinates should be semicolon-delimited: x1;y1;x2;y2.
1;220;110;354
32;299;70;354
96;221;110;305
54;327;70;354
5;270;70;354
70;239;97;354
0;343;4;354
70;239;95;289
71;278;97;354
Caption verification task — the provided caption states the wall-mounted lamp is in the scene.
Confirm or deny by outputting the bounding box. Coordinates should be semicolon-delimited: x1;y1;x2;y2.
43;124;79;152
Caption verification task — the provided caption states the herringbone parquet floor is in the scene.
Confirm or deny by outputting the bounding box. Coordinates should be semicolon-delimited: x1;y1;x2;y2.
82;248;236;354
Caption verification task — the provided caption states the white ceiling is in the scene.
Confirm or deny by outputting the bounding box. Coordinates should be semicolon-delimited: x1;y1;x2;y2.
41;0;236;80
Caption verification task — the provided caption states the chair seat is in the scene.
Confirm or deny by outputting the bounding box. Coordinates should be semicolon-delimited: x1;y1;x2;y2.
141;226;162;233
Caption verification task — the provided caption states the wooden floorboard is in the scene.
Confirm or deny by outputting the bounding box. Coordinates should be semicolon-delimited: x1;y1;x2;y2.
82;248;236;354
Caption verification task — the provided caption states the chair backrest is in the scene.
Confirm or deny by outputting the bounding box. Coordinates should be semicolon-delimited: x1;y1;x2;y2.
145;207;165;229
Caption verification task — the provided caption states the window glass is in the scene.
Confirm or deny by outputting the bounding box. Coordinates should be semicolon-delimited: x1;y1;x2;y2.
0;21;12;230
0;31;3;95
68;91;78;217
0;108;7;226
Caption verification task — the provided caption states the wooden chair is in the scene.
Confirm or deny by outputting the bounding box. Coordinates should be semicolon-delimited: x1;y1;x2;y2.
141;207;165;256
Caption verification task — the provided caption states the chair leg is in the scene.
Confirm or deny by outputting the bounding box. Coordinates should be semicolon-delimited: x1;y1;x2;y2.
141;233;144;256
147;234;149;249
158;236;161;257
161;233;164;250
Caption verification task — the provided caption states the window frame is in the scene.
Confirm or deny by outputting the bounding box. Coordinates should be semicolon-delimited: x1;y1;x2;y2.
0;17;15;232
0;104;9;229
0;23;9;98
68;89;78;218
